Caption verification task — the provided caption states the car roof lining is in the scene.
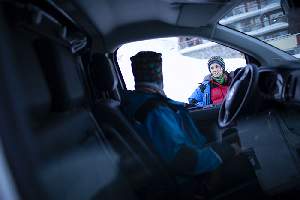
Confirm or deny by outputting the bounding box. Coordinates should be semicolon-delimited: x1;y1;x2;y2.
58;0;297;66
69;0;243;47
72;0;243;31
105;21;213;50
73;0;180;35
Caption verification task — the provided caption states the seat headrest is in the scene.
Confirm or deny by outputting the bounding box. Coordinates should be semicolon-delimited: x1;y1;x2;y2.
90;53;118;93
34;39;85;112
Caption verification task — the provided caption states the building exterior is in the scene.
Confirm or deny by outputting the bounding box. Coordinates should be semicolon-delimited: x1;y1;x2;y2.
179;0;300;59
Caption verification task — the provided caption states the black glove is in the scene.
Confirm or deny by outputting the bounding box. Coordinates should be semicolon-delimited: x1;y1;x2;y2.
199;83;206;93
189;98;199;105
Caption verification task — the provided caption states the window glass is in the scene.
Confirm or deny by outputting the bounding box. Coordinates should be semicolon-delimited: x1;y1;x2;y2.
219;0;300;59
117;37;246;104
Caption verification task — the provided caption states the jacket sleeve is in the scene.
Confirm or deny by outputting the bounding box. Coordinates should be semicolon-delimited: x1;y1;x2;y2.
144;106;222;175
188;87;204;107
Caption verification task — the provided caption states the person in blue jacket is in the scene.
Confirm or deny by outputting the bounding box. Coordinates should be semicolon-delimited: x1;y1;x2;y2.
122;51;260;196
122;51;242;175
188;56;235;108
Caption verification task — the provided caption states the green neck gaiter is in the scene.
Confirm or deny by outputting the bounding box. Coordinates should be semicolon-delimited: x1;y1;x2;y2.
212;74;225;85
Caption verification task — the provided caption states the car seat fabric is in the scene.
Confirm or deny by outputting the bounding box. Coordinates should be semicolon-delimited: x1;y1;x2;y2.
35;40;85;112
32;39;136;200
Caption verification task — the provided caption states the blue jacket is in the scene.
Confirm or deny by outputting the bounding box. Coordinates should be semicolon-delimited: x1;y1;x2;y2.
122;91;222;176
188;80;211;107
189;72;234;107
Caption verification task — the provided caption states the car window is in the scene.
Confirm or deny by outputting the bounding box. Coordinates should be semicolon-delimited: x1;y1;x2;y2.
117;37;246;104
219;0;300;59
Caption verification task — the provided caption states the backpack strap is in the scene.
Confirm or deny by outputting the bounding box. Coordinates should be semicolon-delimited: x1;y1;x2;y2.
134;96;178;123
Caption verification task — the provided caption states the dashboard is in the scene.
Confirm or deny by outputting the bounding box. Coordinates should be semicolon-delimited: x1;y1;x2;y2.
258;66;300;105
235;65;300;195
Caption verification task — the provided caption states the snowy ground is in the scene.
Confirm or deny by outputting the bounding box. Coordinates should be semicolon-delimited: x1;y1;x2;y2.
117;38;246;103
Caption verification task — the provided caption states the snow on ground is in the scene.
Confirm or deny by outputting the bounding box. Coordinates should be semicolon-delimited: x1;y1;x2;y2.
118;38;246;103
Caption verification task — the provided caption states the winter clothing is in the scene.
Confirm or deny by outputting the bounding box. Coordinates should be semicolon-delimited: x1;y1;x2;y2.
189;80;211;108
211;73;225;84
122;90;236;176
210;81;230;105
121;51;258;196
208;56;225;72
125;51;237;177
130;51;163;84
121;89;258;198
188;72;232;107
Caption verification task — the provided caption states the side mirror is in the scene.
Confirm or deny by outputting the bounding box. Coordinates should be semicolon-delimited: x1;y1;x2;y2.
281;0;300;34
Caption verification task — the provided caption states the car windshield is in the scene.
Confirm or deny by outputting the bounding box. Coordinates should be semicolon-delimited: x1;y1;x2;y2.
219;0;300;59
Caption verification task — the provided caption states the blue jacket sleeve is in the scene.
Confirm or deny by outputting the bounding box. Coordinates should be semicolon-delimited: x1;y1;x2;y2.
144;106;222;175
188;87;204;107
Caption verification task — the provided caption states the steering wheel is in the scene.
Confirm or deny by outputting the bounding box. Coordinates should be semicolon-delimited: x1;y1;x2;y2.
218;64;259;128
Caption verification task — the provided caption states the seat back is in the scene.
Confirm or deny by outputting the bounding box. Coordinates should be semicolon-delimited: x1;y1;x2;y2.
34;39;137;200
0;3;137;200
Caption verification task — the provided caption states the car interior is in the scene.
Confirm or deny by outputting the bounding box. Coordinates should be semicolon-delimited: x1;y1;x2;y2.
0;0;300;200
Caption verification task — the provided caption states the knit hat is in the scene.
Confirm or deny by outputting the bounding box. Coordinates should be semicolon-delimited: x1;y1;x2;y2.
208;56;225;72
130;51;163;84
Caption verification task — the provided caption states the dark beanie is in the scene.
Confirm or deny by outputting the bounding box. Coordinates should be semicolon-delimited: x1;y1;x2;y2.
130;51;163;84
208;56;225;72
